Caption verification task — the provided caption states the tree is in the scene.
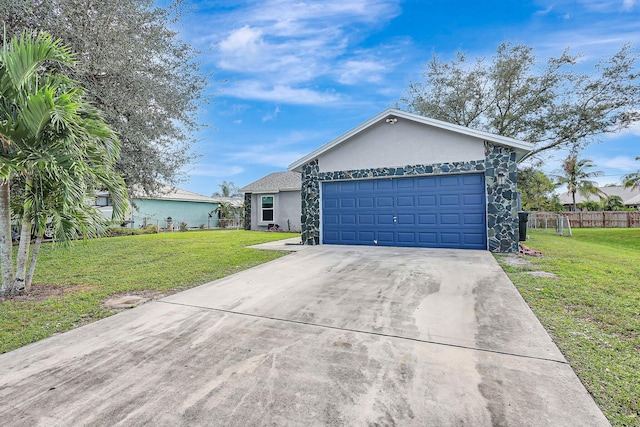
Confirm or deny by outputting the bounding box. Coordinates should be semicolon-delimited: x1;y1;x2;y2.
213;201;233;228
0;31;127;295
403;43;640;162
555;155;604;212
212;181;241;198
578;200;603;211
622;156;640;190
603;195;625;211
1;0;207;194
517;167;557;211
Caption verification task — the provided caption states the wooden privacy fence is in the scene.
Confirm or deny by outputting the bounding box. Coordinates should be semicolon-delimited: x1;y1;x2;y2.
529;211;640;228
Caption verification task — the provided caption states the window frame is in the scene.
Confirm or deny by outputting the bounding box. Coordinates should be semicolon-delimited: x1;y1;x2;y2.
260;195;275;223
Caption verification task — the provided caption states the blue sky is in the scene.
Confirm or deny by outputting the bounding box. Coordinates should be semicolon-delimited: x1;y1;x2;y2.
170;0;640;196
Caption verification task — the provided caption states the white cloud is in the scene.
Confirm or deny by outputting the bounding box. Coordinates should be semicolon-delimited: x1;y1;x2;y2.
622;0;637;10
192;0;402;103
226;81;341;105
336;59;388;85
233;119;242;124
227;130;326;168
262;106;281;122
598;155;640;171
219;25;264;54
186;164;244;177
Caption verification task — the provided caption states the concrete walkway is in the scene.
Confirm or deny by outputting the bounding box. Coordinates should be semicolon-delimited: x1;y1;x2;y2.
0;245;609;426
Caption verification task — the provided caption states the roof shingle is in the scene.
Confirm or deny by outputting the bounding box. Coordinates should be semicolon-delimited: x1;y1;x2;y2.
240;171;301;193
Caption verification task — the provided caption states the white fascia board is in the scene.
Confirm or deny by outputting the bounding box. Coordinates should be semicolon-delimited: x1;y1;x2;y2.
288;108;534;171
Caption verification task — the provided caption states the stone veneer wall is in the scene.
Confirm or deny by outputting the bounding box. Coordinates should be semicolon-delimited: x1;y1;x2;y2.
299;142;519;252
243;193;251;230
484;143;519;252
300;159;320;245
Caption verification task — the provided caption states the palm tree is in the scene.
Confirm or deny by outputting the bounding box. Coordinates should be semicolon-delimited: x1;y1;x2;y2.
0;32;127;295
556;155;605;212
622;156;640;190
212;181;240;198
603;195;625;211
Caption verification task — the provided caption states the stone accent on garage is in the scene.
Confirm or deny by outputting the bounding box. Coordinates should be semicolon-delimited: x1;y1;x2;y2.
299;142;520;252
301;159;320;245
243;193;251;230
484;143;519;253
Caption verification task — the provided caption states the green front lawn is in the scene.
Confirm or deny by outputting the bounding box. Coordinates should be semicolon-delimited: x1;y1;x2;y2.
0;230;298;354
497;228;640;426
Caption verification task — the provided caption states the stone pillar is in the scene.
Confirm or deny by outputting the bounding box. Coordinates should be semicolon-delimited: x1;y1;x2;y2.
301;159;320;245
484;143;519;252
243;193;251;230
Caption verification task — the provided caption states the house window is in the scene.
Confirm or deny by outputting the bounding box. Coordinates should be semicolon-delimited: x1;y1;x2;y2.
261;196;274;222
96;195;110;206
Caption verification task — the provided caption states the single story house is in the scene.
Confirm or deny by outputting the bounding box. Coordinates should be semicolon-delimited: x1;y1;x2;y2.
96;186;225;230
240;172;301;232
288;109;533;252
558;186;640;211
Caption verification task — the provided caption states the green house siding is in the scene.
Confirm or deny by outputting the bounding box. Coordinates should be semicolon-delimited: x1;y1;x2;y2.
131;198;219;229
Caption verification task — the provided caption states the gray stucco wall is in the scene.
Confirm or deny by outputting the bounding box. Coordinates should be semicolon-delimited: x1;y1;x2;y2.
300;142;519;253
318;120;485;173
278;191;302;232
248;191;301;231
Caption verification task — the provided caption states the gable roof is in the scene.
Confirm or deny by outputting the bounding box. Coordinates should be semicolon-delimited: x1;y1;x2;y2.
132;185;218;203
240;171;301;193
288;108;534;172
558;186;640;206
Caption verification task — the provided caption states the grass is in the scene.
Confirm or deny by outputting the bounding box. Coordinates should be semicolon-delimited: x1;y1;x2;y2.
496;228;640;426
0;230;299;354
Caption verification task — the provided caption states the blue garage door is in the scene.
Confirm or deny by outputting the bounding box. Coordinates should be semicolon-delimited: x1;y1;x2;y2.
322;174;487;249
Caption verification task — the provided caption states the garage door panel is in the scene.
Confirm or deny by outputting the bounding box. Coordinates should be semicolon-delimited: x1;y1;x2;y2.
340;198;356;208
322;174;486;249
377;231;394;243
358;197;374;208
440;194;460;205
397;179;415;189
340;182;357;191
324;198;339;209
397;196;414;207
377;197;394;207
358;180;374;190
463;193;485;206
341;214;356;225
440;213;460;224
463;174;483;185
359;231;375;241
418;214;436;225
324;230;339;241
377;180;393;190
377;215;395;225
396;214;415;225
341;231;356;241
417;195;436;206
440;233;461;244
324;214;339;225
418;232;437;244
397;232;416;243
359;214;374;224
440;176;461;186
464;233;486;245
464;213;485;225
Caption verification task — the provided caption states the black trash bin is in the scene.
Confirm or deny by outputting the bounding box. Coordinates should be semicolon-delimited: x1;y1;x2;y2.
518;211;529;242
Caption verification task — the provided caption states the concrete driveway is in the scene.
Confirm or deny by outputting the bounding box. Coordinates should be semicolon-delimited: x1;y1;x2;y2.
0;243;608;426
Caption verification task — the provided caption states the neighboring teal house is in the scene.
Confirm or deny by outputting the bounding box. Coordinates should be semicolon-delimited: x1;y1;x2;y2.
97;186;224;230
130;186;222;230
